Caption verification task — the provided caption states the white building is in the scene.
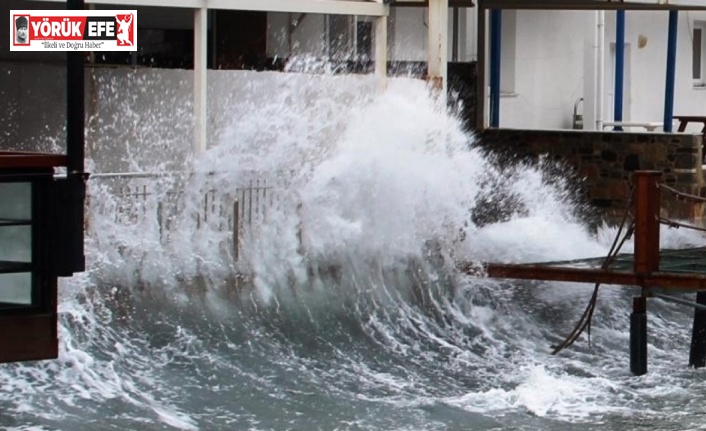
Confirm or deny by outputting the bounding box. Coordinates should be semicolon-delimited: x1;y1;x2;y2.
3;0;706;157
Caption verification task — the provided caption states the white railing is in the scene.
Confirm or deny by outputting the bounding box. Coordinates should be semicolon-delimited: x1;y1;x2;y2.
86;172;279;260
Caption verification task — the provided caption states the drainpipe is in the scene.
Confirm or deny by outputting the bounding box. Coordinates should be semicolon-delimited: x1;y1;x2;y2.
596;11;605;131
489;9;501;128
614;10;625;131
664;11;678;133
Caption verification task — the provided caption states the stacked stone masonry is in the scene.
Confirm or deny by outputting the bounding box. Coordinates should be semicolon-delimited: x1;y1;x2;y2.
480;129;705;222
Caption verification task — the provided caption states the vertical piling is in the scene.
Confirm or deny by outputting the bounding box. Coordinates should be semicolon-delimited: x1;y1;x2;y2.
631;296;648;375
689;291;706;367
631;171;661;376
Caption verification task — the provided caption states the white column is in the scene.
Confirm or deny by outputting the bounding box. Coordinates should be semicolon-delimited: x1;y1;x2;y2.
596;11;605;131
194;7;208;155
374;14;388;92
427;0;449;98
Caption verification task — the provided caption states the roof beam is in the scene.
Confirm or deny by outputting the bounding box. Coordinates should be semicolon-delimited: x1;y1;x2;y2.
480;0;706;11
32;0;389;15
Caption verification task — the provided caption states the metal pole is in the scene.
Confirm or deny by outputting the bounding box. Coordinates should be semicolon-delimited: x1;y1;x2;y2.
613;10;625;131
489;9;502;127
663;10;678;133
656;293;706;312
67;0;84;174
476;5;487;132
65;0;86;274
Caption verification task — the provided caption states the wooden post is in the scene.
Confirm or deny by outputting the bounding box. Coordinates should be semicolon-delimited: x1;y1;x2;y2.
630;171;661;376
633;171;661;275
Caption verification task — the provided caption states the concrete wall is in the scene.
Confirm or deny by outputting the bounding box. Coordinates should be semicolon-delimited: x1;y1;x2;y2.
481;128;705;221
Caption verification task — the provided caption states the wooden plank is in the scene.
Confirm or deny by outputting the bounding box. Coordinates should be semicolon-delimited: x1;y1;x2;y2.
0;313;57;363
480;0;706;11
0;154;67;169
483;263;638;285
479;262;706;291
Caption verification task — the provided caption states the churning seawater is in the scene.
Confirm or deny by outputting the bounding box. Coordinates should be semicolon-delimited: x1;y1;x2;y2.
2;73;706;431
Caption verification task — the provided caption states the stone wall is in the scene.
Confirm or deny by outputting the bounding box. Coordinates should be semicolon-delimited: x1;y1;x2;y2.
479;129;705;222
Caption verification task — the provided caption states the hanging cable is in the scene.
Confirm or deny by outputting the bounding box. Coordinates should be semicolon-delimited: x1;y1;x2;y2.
551;186;635;355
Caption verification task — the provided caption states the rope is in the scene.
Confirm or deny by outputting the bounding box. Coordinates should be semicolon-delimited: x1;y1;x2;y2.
658;217;706;234
550;186;635;355
658;183;706;204
655;293;706;312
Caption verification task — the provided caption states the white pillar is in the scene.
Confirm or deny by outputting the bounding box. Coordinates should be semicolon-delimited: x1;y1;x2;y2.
428;0;448;98
596;11;605;131
374;15;388;92
194;7;208;155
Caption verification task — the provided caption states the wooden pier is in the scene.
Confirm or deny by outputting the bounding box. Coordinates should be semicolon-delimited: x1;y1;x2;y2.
462;171;706;375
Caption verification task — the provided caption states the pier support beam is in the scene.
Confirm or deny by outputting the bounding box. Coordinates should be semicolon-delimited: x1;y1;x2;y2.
690;291;706;367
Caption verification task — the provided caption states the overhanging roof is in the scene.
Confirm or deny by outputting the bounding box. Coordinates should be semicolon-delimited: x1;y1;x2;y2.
480;0;706;11
393;0;476;6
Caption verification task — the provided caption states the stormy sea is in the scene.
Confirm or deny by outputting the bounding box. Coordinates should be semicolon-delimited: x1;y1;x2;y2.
2;73;706;431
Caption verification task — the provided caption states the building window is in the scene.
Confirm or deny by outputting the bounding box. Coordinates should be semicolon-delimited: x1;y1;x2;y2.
694;22;705;87
325;15;373;72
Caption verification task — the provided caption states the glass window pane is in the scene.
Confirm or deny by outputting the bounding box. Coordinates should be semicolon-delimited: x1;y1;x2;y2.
0;273;32;305
0;182;31;220
0;226;31;262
